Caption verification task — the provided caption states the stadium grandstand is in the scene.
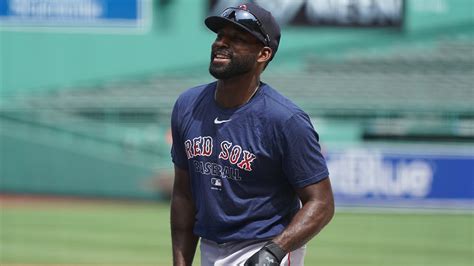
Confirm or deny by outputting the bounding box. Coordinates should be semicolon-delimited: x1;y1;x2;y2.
1;0;473;201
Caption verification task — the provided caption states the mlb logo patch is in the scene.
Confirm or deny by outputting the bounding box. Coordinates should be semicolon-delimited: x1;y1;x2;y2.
211;178;222;187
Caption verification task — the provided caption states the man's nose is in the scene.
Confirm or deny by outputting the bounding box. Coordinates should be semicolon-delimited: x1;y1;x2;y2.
213;36;230;48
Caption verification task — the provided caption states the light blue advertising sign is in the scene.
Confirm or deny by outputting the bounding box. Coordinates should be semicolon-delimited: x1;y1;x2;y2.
327;148;474;210
0;0;151;32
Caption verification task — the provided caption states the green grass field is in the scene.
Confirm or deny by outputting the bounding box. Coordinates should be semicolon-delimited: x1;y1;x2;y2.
0;200;472;266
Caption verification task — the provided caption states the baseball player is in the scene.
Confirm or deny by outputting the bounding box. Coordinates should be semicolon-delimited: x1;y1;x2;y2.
170;2;334;265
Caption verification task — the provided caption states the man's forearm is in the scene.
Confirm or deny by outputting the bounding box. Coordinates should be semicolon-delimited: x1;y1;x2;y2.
272;179;335;252
171;229;199;266
272;198;334;252
171;194;199;266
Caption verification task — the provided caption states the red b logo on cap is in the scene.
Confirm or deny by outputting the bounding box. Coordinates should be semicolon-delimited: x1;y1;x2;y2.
238;4;248;10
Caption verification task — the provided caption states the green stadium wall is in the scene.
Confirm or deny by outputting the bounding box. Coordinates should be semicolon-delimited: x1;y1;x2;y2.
0;116;169;199
1;0;473;95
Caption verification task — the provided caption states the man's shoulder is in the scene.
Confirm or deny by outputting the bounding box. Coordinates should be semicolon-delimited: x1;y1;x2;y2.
261;83;306;118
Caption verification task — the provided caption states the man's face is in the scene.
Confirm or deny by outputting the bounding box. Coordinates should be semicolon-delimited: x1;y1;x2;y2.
209;25;263;80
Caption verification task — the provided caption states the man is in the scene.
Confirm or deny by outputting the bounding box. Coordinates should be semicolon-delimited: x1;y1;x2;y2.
170;2;334;266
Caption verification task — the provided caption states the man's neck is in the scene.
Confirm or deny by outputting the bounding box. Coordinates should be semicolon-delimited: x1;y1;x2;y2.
215;74;261;109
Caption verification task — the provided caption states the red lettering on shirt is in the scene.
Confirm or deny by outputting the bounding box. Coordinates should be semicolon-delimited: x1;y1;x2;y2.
237;151;257;171
218;141;232;160
229;145;242;165
202;136;213;156
193;137;202;156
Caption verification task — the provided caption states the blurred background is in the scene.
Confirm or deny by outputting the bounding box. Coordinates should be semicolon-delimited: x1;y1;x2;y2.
0;0;473;265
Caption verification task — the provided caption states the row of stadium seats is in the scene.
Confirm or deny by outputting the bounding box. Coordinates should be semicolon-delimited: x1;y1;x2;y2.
9;71;471;118
7;40;471;117
1;40;472;146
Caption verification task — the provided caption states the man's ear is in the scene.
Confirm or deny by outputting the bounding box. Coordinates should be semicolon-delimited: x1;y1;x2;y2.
257;47;273;63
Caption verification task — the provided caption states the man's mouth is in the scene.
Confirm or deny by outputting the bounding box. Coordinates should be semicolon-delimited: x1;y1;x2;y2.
212;51;232;64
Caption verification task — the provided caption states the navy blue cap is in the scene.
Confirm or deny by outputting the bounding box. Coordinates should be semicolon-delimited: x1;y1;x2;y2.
205;2;281;60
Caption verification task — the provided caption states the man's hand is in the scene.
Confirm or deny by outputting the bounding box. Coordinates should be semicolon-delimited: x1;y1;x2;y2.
244;241;286;266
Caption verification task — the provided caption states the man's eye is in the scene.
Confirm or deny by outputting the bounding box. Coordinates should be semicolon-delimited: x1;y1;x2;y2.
235;36;246;42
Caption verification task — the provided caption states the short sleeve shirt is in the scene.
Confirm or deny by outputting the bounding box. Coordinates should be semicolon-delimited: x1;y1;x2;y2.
171;82;329;243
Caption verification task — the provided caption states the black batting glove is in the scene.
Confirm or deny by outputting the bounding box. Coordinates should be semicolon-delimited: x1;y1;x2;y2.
244;241;287;266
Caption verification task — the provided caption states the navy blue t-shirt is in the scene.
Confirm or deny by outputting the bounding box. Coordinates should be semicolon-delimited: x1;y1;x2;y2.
171;81;329;244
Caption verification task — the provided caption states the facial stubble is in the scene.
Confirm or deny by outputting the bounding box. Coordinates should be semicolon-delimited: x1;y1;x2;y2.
209;51;258;80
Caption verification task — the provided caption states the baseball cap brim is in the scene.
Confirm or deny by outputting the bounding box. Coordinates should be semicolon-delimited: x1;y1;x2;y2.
205;16;267;46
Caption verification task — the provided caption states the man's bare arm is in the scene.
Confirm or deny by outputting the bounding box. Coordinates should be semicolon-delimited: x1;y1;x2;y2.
170;166;199;266
272;177;335;252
